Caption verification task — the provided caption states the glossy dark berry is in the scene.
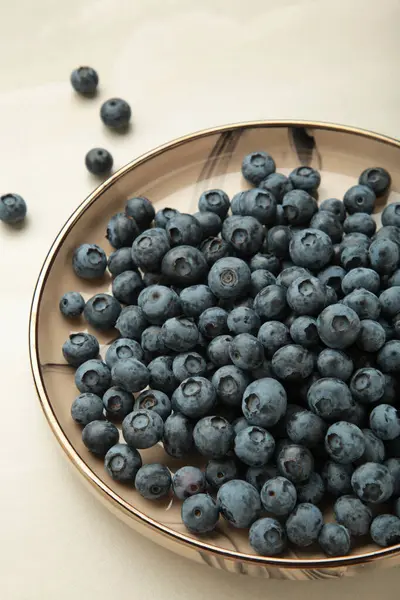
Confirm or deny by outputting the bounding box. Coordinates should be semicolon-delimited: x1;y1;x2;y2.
100;97;131;129
85;148;113;175
343;184;376;214
70;66;98;94
242;151;275;186
359;167;391;196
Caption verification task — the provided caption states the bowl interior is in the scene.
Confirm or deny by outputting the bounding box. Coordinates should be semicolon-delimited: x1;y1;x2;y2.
32;122;400;567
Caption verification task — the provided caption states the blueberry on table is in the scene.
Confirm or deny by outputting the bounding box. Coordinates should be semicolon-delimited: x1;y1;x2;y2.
112;271;144;305
266;225;292;258
85;148;113;176
75;359;111;395
72;243;107;280
198;189;230;218
125;196;155;229
122;409;164;449
260;476;297;517
333;495;372;536
381;203;400;227
172;377;216;419
70;66;98;95
286;503;323;547
290;316;320;348
377;340;400;373
181;494;219;534
359;167;391;196
205;458;238;489
369;239;399;274
172;466;205;500
162;413;193;459
82;419;119;456
250;252;281;274
104;443;142;482
341;267;380;295
232;188;277;225
135;463;172;500
310;211;343;243
111;357;149;393
100;97;131;129
249;517;287;556
318;523;351;557
71;392;104;426
193;416;234;459
217;479;261;528
242;378;287;428
351;462;393;503
370;514;400;547
241;151;276;186
103;386;134;421
62;332;99;367
343;184;376;214
84;293;121;330
59;291;85;317
0;193;27;224
172;351;207;381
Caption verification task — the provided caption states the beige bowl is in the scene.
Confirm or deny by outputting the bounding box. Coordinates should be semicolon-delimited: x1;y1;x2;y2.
29;121;400;580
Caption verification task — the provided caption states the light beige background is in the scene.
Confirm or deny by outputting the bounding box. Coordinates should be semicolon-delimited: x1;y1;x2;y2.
1;0;400;598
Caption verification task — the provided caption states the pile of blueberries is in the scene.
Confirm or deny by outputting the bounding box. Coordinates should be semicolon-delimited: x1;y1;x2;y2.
61;150;400;558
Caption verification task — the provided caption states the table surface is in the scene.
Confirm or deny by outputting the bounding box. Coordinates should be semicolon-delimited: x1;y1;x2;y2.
2;0;400;598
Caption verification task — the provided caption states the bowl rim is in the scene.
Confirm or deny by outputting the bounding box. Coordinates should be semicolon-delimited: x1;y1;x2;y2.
29;119;400;569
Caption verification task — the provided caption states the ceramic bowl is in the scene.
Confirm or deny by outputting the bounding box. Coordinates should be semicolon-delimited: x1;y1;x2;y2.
30;121;400;579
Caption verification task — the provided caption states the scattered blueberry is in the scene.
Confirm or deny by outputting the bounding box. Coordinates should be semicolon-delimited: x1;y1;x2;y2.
100;98;131;129
70;66;98;94
85;148;113;175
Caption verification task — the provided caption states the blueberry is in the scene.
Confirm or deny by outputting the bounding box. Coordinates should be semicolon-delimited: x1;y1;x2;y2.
249;517;287;556
282;190;318;225
382;204;400;230
103;386;134;420
166;213;202;247
178;285;215;319
244;466;277;492
198;307;228;339
369;239;399;274
84;293;121;330
172;352;206;382
250;253;281;274
171;466;205;500
318;523;351;557
289;166;321;193
147;355;177;394
377;340;400;373
317;303;361;349
71;392;104;426
163;412;193;458
379;286;400;319
193;211;222;238
359;429;385;464
222;215;264;257
161;317;198;352
59;291;85;317
322;462;353;496
70;66;98;94
62;332;99;367
193;416;234;458
260;476;297;516
290;316;320;348
389;269;400;287
228;333;264;371
132;228;170;272
85;148;113;176
72;243;107;279
377;317;395;341
307;377;354;421
200;236;232;266
232;188;277;225
138;284;181;326
316;349;352;385
181;494;219;533
342;268;380;295
161;245;208;285
350;368;385;403
133;389;171;421
208;258;251;301
242;378;287;428
287;275;327;316
107;213;139;249
310;211;343;243
287;410;326;448
343;288;380;320
100;97;131;129
384;458;400;495
217;479;261;528
373;224;400;247
286;503;323;547
351;462;393;503
135;463;171;500
319;197;346;222
198;189;230;218
104;443;142;482
115;306;148;340
297;472;325;504
254;284;288;321
212;365;250;407
82;420;118;456
154;207;180;229
272;344;314;381
259;172;293;202
289;228;333;270
75;359;111;395
172;377;216;419
317;266;346;297
370;514;400;547
257;321;291;358
277;444;314;483
242;151;275;186
225;308;260;337
140;326;166;359
266;226;292;259
369;404;400;440
108;247;136;276
205;336;232;367
205;458;238;489
333;495;372;535
125;196;155;229
111;271;143;305
324;422;365;464
359;167;391;196
343;184;376;214
343;213;376;237
122;409;164;449
340;244;369;271
111;357;149;392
